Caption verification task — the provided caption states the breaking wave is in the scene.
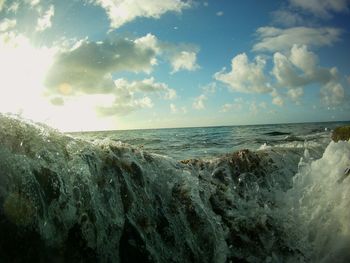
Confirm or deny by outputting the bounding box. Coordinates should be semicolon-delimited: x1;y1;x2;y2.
0;113;349;262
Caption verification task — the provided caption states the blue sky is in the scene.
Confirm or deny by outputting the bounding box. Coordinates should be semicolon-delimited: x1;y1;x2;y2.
0;0;349;131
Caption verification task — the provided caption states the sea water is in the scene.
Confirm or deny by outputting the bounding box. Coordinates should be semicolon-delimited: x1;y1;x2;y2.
1;114;350;262
71;121;348;160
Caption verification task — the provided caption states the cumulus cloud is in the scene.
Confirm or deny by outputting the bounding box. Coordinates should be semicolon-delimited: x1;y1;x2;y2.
170;103;187;114
134;33;161;55
170;51;199;73
95;77;175;116
320;79;345;106
290;0;349;18
272;52;308;88
36;4;54;32
135;33;200;73
220;98;243;112
45;36;159;96
272;45;340;88
89;0;190;29
287;87;304;103
273;45;322;89
0;18;16;31
193;94;207;110
272;44;345;105
214;53;271;94
116;77;176;100
253;26;341;52
216;44;345;106
271;89;285;106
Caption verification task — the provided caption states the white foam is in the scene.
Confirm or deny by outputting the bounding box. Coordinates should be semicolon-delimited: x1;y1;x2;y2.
284;140;350;262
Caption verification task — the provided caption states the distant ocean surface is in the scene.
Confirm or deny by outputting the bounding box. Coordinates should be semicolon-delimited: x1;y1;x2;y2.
70;121;350;160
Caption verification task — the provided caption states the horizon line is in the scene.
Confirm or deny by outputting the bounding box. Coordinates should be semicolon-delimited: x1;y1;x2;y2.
65;119;350;134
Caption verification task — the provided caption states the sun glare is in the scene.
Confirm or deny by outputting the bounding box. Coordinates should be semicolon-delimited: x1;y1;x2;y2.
0;33;117;132
0;33;53;114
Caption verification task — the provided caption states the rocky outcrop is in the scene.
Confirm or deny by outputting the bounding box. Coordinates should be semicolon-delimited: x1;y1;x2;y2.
332;126;350;142
0;114;303;262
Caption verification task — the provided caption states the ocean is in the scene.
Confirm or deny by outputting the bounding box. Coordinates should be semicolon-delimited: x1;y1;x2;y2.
70;121;347;160
1;114;350;262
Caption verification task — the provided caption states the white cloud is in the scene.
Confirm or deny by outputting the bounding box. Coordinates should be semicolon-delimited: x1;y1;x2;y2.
90;0;190;29
253;26;342;52
271;89;285;106
216;11;224;16
133;33;200;74
201;82;217;94
36;4;54;32
134;33;161;54
170;51;199;73
220;98;243;112
272;45;331;89
45;36;159;95
97;95;154;116
169;103;186;114
216;44;346;107
320;80;345;106
26;0;40;7
271;44;345;106
272;95;285;106
0;19;16;32
287;87;304;103
289;44;318;74
272;9;306;26
214;53;271;94
96;77;175;116
272;52;307;88
170;103;177;113
121;77;177;100
193;94;207;110
290;0;349;18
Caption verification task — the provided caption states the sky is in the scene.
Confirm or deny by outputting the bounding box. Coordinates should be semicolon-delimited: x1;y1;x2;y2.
0;0;349;131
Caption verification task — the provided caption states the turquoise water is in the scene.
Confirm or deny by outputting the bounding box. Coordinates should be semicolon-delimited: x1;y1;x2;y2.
70;121;349;160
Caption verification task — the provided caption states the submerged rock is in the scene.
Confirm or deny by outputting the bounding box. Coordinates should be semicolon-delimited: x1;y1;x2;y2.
0;114;307;262
332;126;350;142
